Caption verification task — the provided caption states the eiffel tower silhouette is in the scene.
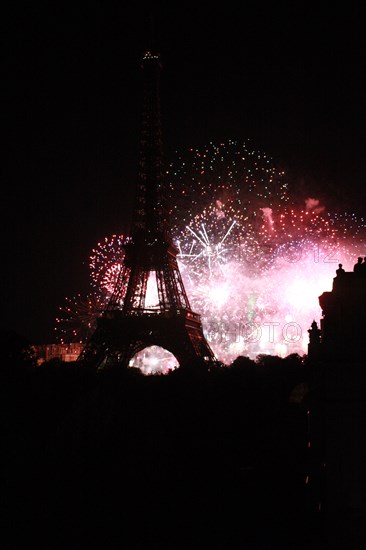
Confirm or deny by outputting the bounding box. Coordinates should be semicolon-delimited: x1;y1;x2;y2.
79;51;216;370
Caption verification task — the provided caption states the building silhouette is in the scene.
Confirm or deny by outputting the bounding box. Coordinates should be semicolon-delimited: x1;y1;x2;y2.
308;263;366;549
33;342;84;365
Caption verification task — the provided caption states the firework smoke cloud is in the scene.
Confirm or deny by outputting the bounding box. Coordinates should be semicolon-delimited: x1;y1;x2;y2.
56;140;366;367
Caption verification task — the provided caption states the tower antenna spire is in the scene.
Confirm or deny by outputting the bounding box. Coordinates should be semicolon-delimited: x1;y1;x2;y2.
149;13;156;52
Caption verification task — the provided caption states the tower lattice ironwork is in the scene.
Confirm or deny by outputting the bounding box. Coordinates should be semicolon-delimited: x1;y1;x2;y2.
79;51;216;369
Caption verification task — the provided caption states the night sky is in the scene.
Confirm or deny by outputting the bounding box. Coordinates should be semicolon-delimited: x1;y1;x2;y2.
3;3;366;344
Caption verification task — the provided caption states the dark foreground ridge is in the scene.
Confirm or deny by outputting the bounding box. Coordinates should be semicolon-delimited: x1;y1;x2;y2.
1;334;320;550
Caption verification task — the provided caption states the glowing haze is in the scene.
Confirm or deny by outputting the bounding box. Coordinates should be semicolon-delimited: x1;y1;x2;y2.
168;140;366;362
55;140;366;366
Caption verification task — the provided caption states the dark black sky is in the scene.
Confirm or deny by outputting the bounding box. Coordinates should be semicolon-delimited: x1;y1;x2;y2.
2;2;366;343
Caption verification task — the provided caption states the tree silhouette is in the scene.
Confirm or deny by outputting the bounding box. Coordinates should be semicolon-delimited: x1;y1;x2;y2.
0;328;36;373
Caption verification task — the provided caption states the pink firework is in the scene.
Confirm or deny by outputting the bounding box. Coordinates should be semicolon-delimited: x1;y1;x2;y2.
89;234;125;297
169;142;366;363
55;141;366;368
55;293;105;344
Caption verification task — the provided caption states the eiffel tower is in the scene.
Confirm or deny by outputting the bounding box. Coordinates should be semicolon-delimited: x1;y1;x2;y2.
79;50;216;370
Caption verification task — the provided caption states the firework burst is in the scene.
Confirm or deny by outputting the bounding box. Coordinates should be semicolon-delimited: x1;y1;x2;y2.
55;140;366;367
55;235;125;344
55;293;105;344
89;234;125;297
167;139;289;225
168;141;366;363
